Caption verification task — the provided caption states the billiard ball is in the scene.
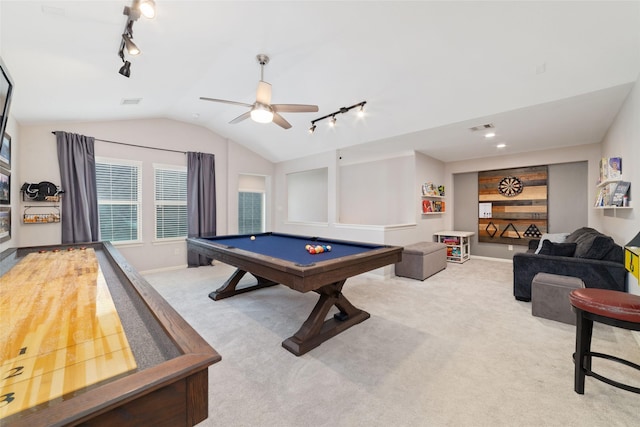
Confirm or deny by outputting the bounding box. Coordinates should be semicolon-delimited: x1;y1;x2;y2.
250;236;256;240
309;247;316;254
326;245;332;252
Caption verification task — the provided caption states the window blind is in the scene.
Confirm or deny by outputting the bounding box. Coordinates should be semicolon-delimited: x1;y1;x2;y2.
154;166;187;239
95;159;142;243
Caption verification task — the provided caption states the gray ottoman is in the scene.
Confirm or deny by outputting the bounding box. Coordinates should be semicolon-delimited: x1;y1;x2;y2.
532;273;585;325
395;242;447;280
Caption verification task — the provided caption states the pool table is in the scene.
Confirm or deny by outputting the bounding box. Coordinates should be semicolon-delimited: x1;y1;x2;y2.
187;232;402;356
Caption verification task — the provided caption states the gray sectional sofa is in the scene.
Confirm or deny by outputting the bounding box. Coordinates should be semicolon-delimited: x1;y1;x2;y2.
513;227;627;301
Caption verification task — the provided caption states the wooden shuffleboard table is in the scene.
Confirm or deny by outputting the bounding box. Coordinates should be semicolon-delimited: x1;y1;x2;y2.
0;242;221;427
187;232;403;356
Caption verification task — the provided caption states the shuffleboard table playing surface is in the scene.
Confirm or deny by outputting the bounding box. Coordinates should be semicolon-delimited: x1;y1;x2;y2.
0;248;136;419
0;242;221;427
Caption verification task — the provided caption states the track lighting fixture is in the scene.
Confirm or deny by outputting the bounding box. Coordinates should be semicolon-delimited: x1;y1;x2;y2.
116;0;156;77
138;0;156;19
119;60;132;78
122;33;140;56
118;50;131;77
309;101;366;134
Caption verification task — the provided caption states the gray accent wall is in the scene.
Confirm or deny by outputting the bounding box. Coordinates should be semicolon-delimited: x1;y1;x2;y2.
454;161;588;260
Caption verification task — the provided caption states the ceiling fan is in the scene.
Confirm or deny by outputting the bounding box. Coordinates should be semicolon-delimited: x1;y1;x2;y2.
200;54;319;129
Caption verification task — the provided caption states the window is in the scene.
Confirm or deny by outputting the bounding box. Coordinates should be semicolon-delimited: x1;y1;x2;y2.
95;158;142;244
238;191;264;234
154;165;188;240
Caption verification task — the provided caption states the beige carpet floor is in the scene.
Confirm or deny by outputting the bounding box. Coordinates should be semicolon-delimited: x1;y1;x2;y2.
144;258;640;427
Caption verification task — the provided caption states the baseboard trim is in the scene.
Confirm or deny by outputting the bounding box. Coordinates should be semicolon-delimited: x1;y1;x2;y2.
470;255;513;263
140;264;188;275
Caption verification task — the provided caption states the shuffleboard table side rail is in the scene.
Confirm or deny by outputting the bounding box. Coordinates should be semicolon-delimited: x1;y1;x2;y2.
101;241;221;358
2;242;221;427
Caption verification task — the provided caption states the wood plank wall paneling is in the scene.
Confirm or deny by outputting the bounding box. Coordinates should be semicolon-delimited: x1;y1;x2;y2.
478;166;548;245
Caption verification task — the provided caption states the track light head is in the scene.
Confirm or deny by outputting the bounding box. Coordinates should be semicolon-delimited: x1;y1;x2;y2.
309;124;316;134
119;60;131;78
122;33;140;55
358;103;365;117
138;0;156;19
329;116;337;127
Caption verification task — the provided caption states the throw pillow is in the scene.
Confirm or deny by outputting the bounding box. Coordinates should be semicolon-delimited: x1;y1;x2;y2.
538;240;577;257
534;232;570;254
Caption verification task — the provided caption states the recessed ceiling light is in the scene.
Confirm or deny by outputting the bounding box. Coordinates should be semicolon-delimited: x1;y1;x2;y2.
485;132;496;138
496;143;506;148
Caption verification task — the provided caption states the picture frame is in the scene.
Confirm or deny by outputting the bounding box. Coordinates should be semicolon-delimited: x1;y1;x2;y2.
0;167;9;205
0;132;10;168
0;207;10;243
0;56;13;143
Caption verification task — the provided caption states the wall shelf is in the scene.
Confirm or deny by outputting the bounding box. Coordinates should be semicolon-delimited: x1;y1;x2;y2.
421;195;445;214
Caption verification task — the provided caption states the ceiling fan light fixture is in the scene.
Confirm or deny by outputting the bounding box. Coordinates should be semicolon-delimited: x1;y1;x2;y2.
250;103;274;123
138;0;156;19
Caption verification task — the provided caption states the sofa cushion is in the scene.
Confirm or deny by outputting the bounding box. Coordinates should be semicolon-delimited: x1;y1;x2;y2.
538;240;577;257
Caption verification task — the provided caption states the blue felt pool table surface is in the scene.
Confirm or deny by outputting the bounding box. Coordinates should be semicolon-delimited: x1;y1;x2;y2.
199;232;384;266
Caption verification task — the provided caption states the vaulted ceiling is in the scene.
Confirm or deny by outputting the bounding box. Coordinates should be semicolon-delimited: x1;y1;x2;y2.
1;1;639;163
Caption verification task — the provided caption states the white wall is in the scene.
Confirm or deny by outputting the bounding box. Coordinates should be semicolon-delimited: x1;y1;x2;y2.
599;72;640;296
0;114;18;255
226;141;275;234
14;118;273;272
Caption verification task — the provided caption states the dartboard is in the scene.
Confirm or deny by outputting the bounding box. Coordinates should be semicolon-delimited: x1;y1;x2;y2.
498;176;523;197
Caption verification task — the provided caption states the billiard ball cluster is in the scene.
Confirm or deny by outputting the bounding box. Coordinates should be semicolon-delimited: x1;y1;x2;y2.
305;244;332;254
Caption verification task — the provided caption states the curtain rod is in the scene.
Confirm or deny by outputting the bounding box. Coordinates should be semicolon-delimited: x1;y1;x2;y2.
51;131;185;154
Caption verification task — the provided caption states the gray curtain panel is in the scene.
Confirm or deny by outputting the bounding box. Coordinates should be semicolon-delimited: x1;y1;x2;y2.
187;151;217;266
55;131;99;243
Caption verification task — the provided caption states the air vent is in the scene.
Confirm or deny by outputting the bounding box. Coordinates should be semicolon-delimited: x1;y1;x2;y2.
121;98;142;105
469;123;495;132
41;5;66;16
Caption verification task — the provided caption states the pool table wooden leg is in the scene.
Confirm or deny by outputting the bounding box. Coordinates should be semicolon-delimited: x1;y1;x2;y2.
282;279;370;356
208;268;278;301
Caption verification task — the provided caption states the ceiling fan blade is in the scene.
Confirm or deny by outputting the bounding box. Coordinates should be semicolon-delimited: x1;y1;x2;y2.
272;113;292;129
272;104;319;113
200;97;253;108
229;111;251;124
256;81;272;105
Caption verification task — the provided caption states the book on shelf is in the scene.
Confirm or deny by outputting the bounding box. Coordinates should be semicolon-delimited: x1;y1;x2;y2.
608;157;622;179
611;181;630;206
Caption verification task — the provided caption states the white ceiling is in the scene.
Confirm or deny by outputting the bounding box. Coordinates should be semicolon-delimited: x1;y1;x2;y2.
1;1;639;163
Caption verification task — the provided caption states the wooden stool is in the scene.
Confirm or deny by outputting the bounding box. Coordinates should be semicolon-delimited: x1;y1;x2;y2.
569;288;640;394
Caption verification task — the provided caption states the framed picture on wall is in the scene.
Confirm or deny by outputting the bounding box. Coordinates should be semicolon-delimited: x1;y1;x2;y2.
0;167;9;204
0;207;10;243
0;132;9;168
